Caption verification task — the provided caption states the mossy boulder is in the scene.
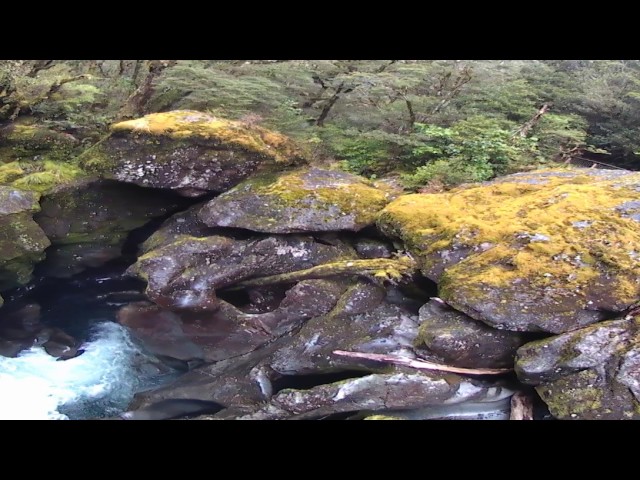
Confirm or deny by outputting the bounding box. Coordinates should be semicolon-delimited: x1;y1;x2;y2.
414;299;528;369
378;168;640;333
0;187;50;290
198;168;393;233
78;110;307;197
33;180;185;277
515;315;640;419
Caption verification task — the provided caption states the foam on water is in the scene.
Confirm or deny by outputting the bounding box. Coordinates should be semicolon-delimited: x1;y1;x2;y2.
0;322;163;420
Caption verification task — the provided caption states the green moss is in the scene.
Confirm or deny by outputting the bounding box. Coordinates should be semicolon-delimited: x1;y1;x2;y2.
239;168;392;225
378;168;640;304
110;110;306;164
11;161;86;194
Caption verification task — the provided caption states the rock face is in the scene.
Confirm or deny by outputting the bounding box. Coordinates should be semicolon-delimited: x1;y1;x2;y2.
128;232;355;312
237;368;515;420
78;111;306;197
33;180;184;277
415;300;527;369
378;168;640;333
0;187;50;292
516;315;640;419
199;168;393;233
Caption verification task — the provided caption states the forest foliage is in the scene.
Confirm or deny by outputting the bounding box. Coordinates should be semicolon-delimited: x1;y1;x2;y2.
2;60;640;189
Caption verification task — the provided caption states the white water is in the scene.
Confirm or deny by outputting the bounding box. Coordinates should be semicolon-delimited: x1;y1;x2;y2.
0;322;165;420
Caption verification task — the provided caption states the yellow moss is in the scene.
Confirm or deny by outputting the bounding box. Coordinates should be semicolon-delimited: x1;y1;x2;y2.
0;162;25;184
249;169;391;222
111;110;305;164
12;161;86;194
378;169;640;302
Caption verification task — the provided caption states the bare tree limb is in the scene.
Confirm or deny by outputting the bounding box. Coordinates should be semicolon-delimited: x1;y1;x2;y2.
332;350;512;375
515;103;552;138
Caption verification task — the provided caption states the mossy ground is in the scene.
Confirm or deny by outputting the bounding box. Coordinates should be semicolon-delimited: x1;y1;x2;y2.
378;168;640;304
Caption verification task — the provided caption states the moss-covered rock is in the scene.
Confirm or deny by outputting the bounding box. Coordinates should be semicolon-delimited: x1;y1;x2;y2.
515;315;640;419
199;168;393;233
33;180;185;277
378;168;640;333
0;122;79;162
78;110;307;197
415;299;528;369
0;187;50;290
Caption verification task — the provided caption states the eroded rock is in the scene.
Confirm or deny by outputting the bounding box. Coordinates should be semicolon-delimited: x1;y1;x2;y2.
128;233;355;312
34;180;184;277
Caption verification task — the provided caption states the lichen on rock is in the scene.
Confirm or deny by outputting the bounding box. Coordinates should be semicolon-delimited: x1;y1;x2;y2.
78;110;307;197
515;315;640;419
198;167;394;233
377;168;640;333
0;187;50;290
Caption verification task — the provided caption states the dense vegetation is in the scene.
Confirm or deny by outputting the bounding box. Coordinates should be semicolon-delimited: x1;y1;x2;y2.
2;60;640;189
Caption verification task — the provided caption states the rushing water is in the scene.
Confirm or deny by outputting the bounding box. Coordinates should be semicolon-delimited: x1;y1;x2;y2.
0;321;174;420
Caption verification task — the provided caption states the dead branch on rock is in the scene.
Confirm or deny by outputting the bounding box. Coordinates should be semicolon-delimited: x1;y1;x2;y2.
332;350;512;375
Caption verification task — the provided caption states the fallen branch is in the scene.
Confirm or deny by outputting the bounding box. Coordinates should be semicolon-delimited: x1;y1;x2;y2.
239;256;417;287
509;391;534;420
332;350;512;375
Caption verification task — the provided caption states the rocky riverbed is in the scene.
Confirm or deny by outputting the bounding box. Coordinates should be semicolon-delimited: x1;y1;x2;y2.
2;110;639;420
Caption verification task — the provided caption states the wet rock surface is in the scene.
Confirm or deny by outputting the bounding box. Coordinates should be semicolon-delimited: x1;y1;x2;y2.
128;233;355;312
415;299;528;369
515;315;640;419
199;168;392;233
0;187;50;292
34;180;185;278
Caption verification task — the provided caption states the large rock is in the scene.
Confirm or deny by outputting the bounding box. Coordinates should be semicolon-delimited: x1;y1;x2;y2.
0;187;50;290
414;299;527;369
127;233;355;312
236;369;515;420
33;180;184;277
515;315;640;419
78;111;306;197
198;168;393;233
269;286;419;375
378;168;640;333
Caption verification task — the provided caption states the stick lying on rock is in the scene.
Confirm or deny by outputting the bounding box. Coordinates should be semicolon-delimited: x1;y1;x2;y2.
239;256;417;287
332;350;512;375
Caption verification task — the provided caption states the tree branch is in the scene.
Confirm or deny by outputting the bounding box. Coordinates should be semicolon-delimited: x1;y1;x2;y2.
332;350;512;375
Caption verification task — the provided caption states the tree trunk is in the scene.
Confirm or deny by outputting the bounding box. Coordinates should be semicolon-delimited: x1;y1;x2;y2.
117;60;176;120
404;97;416;131
515;103;551;138
315;84;344;127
